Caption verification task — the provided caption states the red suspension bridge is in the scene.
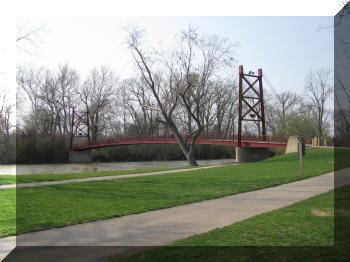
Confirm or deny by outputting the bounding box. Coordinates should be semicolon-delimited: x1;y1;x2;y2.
69;65;295;158
72;134;289;151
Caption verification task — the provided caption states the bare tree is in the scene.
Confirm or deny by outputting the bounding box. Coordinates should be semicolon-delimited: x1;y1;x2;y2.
266;91;303;134
56;64;80;137
16;24;45;54
78;67;118;142
277;91;302;129
126;26;236;165
122;77;158;135
305;69;333;137
16;66;44;134
210;80;238;135
0;92;15;164
115;80;132;135
0;93;14;136
35;68;65;136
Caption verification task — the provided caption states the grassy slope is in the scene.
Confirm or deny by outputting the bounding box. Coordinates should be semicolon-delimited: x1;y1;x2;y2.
118;185;350;262
0;166;197;185
0;149;342;238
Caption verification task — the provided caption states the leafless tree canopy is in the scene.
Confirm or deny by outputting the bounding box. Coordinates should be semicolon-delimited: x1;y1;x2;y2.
0;94;14;136
126;26;238;165
304;69;333;137
16;25;45;54
12;26;335;164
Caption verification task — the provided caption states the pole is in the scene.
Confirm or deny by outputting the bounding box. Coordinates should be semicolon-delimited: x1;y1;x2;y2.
238;65;243;148
258;68;266;139
298;141;303;177
70;107;75;151
86;110;90;144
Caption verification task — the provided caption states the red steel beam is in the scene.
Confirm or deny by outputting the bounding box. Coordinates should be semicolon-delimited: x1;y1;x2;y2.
72;137;287;151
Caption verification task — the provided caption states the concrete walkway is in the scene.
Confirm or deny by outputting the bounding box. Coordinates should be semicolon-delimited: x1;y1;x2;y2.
0;164;235;190
1;168;350;262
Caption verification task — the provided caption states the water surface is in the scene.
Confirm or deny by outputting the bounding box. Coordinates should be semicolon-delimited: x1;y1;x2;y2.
1;159;235;175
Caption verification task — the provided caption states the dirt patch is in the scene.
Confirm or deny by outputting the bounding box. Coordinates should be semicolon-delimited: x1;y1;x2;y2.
311;208;333;217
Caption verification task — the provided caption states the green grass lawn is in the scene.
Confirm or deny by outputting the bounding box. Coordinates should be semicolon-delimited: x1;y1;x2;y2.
0;166;198;185
0;176;16;185
0;148;344;238
0;188;15;238
1;148;347;186
335;147;350;170
117;185;350;262
173;190;334;246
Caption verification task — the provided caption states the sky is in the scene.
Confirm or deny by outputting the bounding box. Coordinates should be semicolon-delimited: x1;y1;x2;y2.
15;16;334;98
0;0;344;125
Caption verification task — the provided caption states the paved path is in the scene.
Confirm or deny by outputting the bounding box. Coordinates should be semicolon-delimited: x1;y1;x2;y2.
0;164;235;190
1;168;350;262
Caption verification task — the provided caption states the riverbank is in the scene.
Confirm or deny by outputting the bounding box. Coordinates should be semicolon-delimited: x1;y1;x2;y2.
0;165;230;187
0;159;236;176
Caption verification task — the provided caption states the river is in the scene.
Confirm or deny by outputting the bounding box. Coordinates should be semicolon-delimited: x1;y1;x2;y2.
0;159;236;175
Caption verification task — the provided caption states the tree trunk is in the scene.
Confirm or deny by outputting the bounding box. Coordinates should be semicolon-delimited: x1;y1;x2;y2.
166;119;199;166
187;146;199;166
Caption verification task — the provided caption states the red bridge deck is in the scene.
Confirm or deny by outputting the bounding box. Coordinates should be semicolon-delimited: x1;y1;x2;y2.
72;134;289;151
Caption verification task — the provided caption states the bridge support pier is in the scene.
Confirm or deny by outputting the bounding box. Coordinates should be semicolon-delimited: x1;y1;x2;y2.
285;136;303;154
235;147;271;163
69;150;92;163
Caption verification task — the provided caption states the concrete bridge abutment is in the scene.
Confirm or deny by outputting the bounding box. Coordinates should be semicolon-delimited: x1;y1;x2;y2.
235;147;271;163
285;136;305;154
69;150;92;163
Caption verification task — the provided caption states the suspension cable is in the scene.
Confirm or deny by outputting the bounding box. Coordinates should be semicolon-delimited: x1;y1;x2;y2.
262;74;281;103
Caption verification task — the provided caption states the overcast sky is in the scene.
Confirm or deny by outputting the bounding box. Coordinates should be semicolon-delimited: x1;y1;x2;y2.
1;0;344;120
16;16;333;99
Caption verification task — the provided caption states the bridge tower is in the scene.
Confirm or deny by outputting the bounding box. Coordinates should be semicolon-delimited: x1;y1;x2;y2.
236;65;269;162
237;65;266;147
69;108;92;163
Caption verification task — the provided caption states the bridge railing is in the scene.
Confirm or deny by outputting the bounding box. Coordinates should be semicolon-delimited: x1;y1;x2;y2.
72;133;289;149
239;134;289;144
